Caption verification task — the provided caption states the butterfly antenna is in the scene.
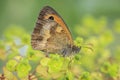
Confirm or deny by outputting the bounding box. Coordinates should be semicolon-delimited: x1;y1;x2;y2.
80;43;94;52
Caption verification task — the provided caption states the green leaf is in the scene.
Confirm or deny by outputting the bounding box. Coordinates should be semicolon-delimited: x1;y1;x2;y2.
6;60;18;71
40;57;50;66
80;72;90;80
16;59;31;78
48;55;63;73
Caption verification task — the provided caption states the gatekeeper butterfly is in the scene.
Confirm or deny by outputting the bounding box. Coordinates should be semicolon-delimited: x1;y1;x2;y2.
31;6;81;56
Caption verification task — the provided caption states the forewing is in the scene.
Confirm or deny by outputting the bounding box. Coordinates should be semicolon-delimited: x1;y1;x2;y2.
31;6;73;53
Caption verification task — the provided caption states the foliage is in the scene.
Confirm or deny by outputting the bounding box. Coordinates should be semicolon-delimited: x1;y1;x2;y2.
0;16;120;80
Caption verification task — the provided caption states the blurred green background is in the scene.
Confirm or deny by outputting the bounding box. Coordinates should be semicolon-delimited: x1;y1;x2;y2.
0;0;120;79
0;0;120;34
0;0;120;53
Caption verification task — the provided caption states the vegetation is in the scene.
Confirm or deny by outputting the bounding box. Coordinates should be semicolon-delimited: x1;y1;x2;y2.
0;15;120;80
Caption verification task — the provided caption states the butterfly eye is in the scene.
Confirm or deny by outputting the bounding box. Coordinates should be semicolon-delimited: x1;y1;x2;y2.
48;16;54;20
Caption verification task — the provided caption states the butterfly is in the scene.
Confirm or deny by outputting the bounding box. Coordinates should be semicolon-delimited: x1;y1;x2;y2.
31;6;81;57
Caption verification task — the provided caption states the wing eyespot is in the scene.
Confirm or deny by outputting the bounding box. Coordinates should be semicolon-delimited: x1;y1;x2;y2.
48;16;54;20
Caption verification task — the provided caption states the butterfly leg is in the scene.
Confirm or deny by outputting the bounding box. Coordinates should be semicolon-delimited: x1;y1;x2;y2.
45;52;50;57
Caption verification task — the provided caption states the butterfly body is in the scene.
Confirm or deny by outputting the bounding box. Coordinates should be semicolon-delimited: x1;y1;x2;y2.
31;6;80;56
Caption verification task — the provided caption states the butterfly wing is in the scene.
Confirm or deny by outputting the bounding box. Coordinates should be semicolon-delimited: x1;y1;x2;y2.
31;6;74;54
